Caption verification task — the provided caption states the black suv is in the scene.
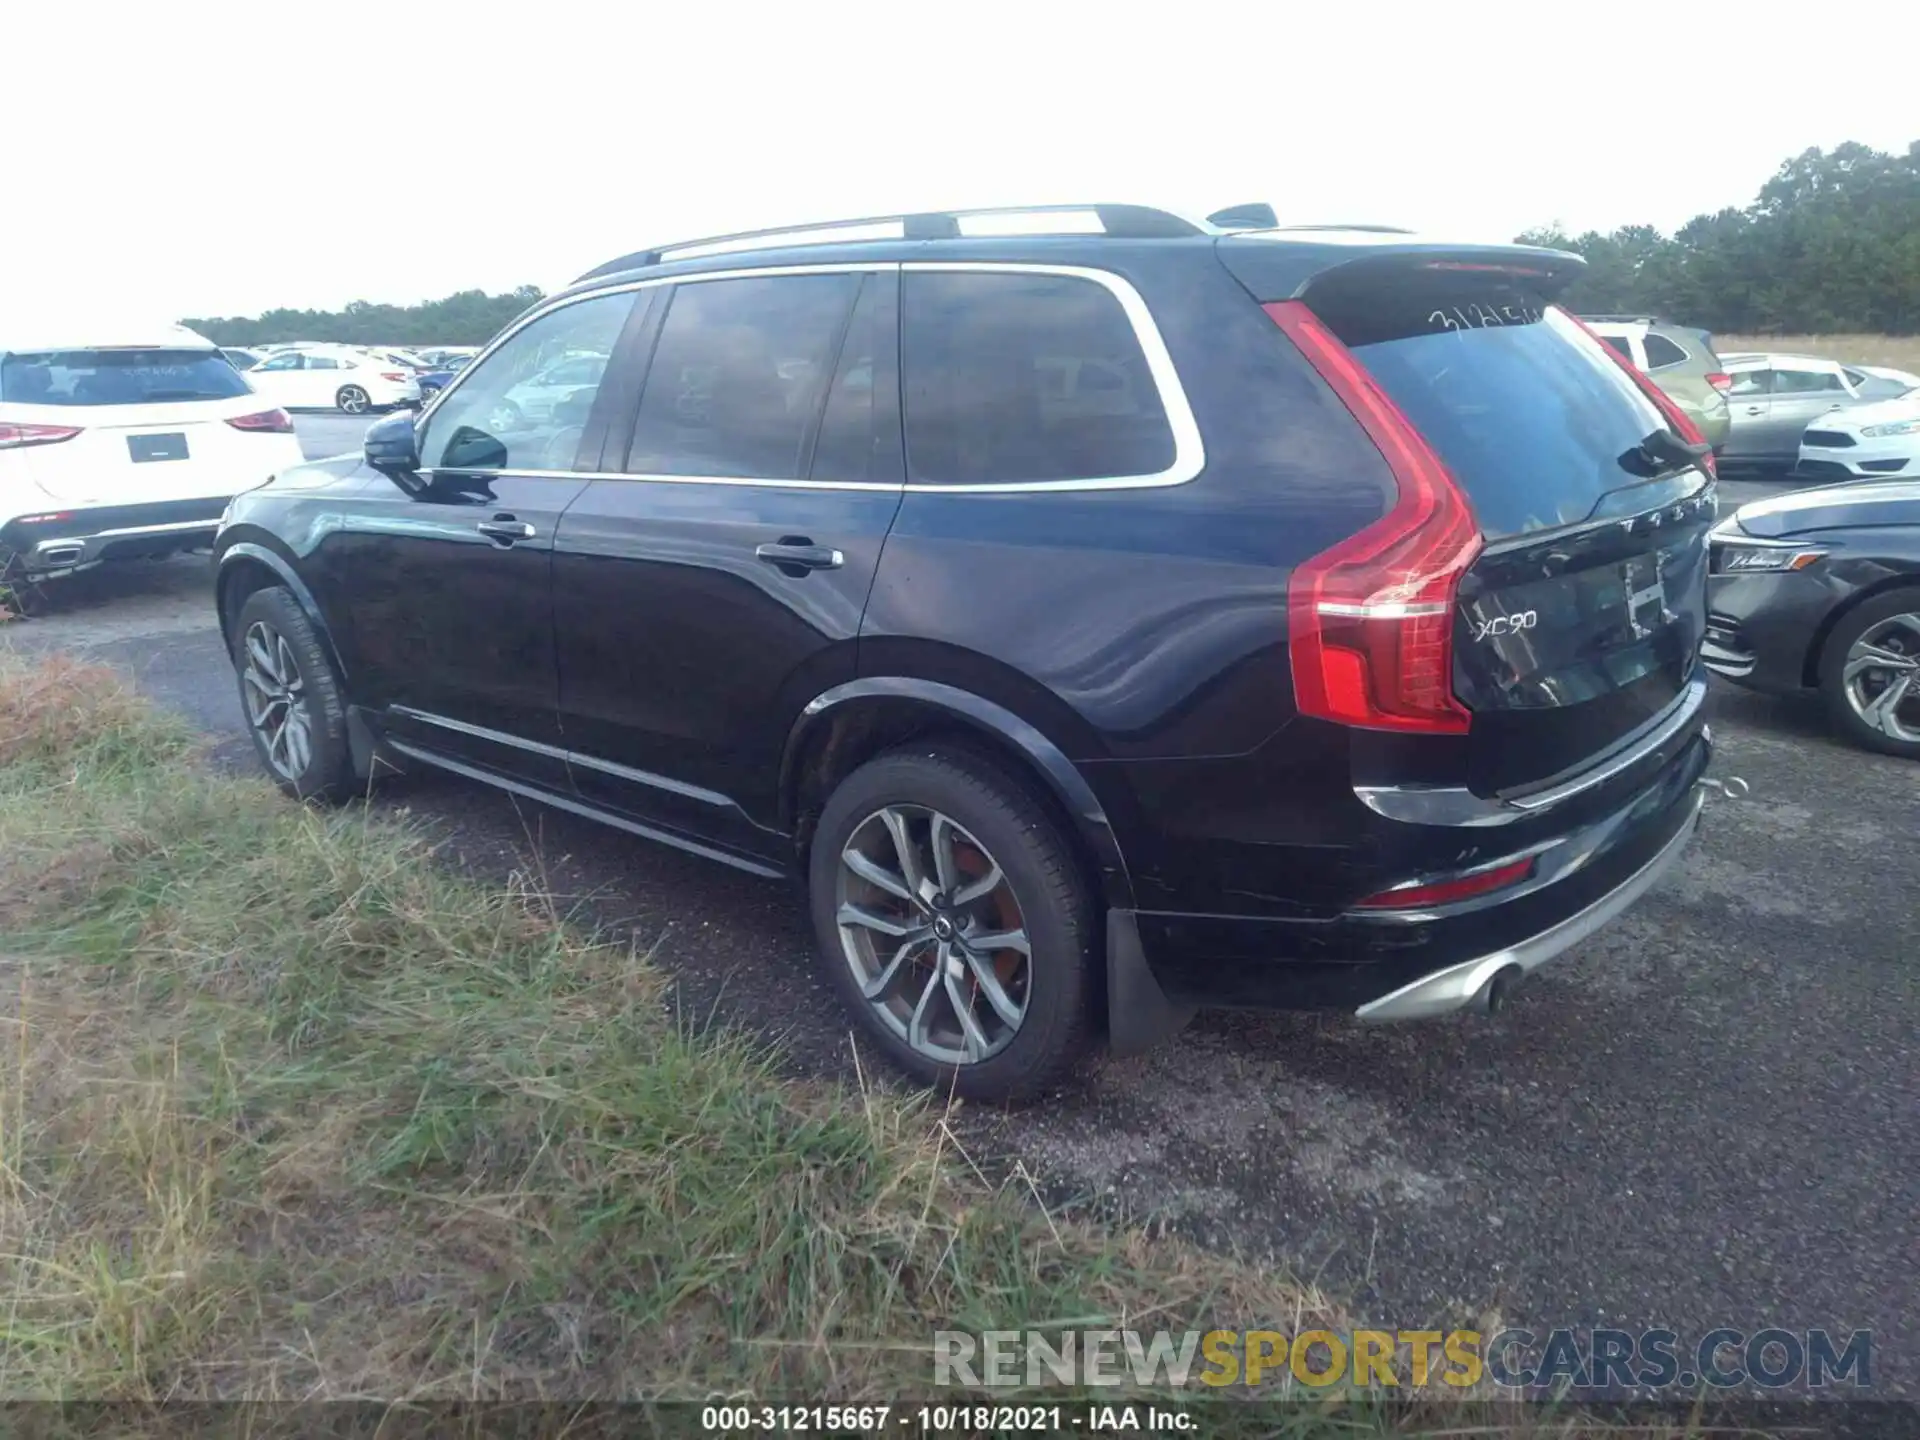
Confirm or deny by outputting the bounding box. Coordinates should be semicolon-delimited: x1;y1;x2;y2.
214;204;1727;1101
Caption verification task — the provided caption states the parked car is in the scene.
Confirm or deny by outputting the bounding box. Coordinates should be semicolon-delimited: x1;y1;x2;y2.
213;203;1735;1100
244;344;421;414
415;354;472;399
1715;353;1890;469
1795;394;1920;483
1582;316;1732;452
482;350;607;431
1848;364;1920;400
1705;482;1920;757
1;324;301;602
415;347;481;368
222;347;264;371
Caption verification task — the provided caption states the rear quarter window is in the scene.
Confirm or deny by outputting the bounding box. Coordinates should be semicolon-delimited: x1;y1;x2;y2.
0;348;253;405
901;270;1175;485
1642;334;1689;369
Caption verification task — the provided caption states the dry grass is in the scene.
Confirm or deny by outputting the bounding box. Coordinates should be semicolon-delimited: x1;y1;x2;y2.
0;655;1736;1434
0;656;1343;1406
1717;333;1920;370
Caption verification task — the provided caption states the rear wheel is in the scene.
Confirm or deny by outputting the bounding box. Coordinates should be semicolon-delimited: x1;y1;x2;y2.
336;385;371;414
231;587;355;800
1818;589;1920;758
808;746;1095;1103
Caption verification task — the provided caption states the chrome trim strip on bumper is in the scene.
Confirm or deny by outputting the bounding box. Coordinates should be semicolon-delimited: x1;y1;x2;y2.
1355;678;1708;828
1353;787;1704;1022
31;518;219;555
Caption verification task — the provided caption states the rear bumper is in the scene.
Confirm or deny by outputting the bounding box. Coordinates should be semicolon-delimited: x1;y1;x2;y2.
1354;786;1702;1020
1124;726;1714;1017
1;497;229;576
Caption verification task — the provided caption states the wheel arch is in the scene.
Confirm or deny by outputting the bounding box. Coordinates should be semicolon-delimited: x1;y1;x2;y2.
1802;569;1920;689
781;678;1137;913
216;541;348;684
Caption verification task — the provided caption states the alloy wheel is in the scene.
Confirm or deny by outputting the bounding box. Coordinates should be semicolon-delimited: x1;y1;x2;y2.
1843;612;1920;744
834;804;1032;1066
338;386;370;414
240;620;313;781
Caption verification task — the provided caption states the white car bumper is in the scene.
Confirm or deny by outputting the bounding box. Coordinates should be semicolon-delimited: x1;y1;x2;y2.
1795;433;1918;482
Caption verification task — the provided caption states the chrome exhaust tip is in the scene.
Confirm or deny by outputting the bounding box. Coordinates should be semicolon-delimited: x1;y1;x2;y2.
35;542;84;568
1481;964;1524;1016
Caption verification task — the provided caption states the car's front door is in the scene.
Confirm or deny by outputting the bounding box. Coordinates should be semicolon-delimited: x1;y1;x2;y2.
319;289;646;787
550;268;904;863
1721;365;1774;460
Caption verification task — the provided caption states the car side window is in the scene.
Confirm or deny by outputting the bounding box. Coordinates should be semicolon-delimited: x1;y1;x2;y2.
257;352;302;371
1774;367;1844;394
1641;334;1688;369
901;270;1176;485
419;291;636;473
625;273;860;479
1728;369;1772;397
1597;334;1634;362
809;274;902;485
307;355;340;371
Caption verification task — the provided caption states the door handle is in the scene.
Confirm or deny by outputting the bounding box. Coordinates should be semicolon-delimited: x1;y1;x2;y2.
1744;406;1765;415
755;539;844;573
476;515;536;544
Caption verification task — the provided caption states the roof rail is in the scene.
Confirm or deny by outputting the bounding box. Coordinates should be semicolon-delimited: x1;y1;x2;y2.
1265;223;1416;235
576;203;1208;282
1579;313;1667;325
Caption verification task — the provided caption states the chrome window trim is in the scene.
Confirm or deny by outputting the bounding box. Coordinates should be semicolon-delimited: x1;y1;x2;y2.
421;261;1204;497
895;261;1204;494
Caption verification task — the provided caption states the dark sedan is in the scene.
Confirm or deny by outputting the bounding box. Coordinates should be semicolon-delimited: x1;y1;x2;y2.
1706;479;1920;756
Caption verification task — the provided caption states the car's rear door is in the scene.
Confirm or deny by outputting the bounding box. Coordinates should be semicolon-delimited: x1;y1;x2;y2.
549;267;904;863
311;289;646;787
1764;363;1850;460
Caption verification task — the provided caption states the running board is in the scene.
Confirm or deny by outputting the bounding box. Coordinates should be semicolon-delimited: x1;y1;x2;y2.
384;739;786;880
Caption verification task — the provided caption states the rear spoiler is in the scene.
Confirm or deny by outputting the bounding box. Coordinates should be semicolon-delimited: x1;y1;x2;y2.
1216;234;1586;305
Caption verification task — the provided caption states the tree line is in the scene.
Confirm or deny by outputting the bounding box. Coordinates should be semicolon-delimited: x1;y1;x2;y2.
1519;141;1920;335
180;286;546;348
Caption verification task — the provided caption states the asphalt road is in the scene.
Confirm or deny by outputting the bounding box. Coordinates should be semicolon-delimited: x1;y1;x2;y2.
9;416;1916;1395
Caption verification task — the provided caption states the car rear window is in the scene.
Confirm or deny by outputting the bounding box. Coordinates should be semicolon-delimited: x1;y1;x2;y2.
0;348;253;406
1310;294;1674;538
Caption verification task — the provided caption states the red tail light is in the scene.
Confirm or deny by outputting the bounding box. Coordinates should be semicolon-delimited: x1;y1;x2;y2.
226;408;295;433
1559;310;1716;476
1352;856;1536;911
1706;372;1733;394
380;372;407;382
0;422;83;451
1263;300;1482;735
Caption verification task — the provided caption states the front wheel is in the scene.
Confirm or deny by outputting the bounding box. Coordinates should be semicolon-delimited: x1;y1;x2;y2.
336;384;371;414
808;746;1096;1103
231;586;355;800
1819;589;1920;758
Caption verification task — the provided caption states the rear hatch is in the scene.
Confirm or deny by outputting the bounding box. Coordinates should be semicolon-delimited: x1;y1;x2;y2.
1221;238;1715;796
1;347;286;505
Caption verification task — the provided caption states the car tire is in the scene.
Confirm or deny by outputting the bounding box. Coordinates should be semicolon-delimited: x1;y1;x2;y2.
1817;587;1920;759
808;744;1096;1104
336;385;371;414
230;586;356;801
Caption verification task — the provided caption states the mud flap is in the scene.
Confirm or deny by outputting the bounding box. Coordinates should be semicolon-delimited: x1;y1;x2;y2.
1105;907;1196;1057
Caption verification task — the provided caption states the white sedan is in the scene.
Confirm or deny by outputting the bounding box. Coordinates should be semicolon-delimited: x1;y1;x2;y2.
245;345;420;414
1796;396;1920;483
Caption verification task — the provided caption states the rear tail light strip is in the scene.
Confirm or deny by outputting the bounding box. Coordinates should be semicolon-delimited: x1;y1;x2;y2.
1262;300;1482;735
226;408;295;433
0;423;83;451
1352;855;1536;911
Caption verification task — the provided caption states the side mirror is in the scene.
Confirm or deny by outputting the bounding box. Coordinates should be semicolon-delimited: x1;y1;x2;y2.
363;409;425;493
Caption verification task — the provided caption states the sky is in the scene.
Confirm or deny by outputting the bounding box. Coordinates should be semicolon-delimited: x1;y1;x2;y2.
5;0;1917;330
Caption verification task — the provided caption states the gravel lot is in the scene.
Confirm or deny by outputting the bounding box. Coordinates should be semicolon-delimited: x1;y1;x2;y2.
8;413;1916;1393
